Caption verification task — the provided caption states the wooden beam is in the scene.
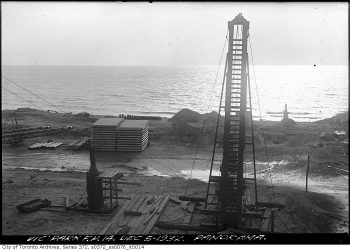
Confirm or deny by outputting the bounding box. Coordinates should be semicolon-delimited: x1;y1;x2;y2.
142;196;170;234
102;188;123;191
65;196;69;209
126;195;153;234
131;196;147;212
124;196;140;213
124;210;142;216
260;209;270;232
116;196;131;200
117;181;142;186
101;200;131;234
116;225;130;235
256;202;285;210
169;197;181;205
179;196;206;202
200;209;263;219
132;195;164;235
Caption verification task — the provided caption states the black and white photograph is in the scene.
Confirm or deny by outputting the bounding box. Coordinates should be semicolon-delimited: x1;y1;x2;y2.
1;1;349;244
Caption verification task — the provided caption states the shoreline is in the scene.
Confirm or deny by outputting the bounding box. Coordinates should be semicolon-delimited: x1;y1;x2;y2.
2;107;348;124
1;106;348;234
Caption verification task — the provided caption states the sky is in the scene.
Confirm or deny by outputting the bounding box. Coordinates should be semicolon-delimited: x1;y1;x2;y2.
1;2;348;66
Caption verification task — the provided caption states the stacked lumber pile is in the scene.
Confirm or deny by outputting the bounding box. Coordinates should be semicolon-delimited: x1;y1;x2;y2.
91;118;124;151
117;120;149;152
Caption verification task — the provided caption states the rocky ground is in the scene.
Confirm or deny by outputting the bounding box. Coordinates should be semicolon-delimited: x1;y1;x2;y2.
2;108;349;234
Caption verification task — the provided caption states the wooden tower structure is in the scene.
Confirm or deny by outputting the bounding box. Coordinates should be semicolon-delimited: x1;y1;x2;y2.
223;12;249;227
205;13;255;229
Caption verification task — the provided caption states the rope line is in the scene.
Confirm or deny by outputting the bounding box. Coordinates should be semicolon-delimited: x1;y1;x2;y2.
2;85;47;111
248;35;298;233
184;29;229;195
2;84;70;129
2;75;66;113
248;35;276;201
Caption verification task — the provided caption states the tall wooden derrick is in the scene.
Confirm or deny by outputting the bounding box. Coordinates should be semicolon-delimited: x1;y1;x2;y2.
221;12;249;227
205;13;255;230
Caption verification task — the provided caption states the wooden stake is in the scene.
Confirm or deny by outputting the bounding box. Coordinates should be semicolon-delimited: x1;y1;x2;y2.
305;154;310;192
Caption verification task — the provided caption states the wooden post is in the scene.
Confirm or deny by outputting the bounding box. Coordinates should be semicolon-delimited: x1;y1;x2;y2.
114;175;118;207
65;196;69;209
109;179;113;210
305;154;310;192
271;209;275;233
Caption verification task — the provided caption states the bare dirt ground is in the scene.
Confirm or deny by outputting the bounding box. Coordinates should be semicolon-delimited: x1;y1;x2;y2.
2;108;348;234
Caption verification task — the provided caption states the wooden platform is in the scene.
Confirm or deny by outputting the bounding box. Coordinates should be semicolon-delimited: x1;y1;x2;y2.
101;194;169;235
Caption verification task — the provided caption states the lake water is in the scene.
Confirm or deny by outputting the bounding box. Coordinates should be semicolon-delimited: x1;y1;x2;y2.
1;65;348;121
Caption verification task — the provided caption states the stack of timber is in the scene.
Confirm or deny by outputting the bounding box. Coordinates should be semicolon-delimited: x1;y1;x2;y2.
91;118;124;152
117;120;149;152
28;142;62;150
101;195;169;235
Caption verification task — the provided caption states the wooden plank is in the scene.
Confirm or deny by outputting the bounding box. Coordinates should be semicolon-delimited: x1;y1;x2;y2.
65;196;69;209
96;170;119;179
101;200;131;234
124;196;140;213
68;138;81;146
128;196;143;212
169;197;181;205
206;184;216;204
123;210;142;216
115;225;130;235
116;196;131;200
256;202;285;210
136;196;151;213
131;196;147;212
142;195;170;234
132;196;164;235
245;187;252;206
179;196;206;202
260;208;271;232
125;195;151;234
118;181;142;186
182;203;195;224
135;196;163;235
201;209;264;218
